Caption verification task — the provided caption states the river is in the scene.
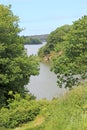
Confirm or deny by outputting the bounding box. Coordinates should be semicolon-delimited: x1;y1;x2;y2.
24;42;67;100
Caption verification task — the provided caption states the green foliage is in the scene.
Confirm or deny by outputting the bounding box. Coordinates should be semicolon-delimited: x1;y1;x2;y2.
38;44;50;57
38;25;70;57
24;37;42;45
47;24;71;44
1;83;87;130
51;15;87;88
0;93;40;128
24;83;87;130
46;24;71;51
39;15;87;88
0;5;39;107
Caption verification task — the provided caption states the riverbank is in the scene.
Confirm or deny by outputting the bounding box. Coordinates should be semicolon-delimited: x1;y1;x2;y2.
24;44;67;100
1;82;87;130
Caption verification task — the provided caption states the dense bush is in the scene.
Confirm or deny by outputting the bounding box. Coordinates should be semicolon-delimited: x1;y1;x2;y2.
0;93;40;128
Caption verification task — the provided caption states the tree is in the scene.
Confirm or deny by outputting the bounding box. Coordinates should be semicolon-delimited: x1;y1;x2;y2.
0;5;39;107
47;25;71;50
23;36;42;45
38;25;71;58
51;16;87;88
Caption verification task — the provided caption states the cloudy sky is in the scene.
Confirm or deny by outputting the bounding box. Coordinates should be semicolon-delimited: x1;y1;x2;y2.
1;0;87;35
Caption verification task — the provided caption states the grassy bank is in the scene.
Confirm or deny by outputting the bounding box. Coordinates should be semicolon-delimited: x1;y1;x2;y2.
16;82;87;130
1;82;87;130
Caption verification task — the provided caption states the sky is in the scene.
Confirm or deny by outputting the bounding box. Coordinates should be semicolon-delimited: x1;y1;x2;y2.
0;0;87;36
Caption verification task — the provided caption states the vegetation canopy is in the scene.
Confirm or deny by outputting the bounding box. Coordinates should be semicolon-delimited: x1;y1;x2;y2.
38;16;87;88
23;36;42;45
0;5;39;107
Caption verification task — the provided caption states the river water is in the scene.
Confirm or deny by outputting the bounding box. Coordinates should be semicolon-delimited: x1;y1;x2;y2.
24;43;67;100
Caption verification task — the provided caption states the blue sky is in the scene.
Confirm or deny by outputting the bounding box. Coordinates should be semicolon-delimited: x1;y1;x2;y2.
0;0;87;36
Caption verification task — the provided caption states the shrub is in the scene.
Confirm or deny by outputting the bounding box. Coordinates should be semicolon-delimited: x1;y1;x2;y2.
0;93;40;128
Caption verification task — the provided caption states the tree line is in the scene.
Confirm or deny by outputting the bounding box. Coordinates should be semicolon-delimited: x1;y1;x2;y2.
23;36;42;45
38;16;87;88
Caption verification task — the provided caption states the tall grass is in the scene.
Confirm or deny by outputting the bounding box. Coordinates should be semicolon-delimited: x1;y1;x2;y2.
26;82;87;130
1;82;87;130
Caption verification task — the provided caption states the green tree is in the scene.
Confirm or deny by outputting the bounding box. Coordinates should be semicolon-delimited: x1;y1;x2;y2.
38;25;71;58
0;5;39;107
23;37;42;45
52;16;87;88
47;25;71;50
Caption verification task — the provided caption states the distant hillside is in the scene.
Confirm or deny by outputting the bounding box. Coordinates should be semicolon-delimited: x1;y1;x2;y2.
29;34;49;42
